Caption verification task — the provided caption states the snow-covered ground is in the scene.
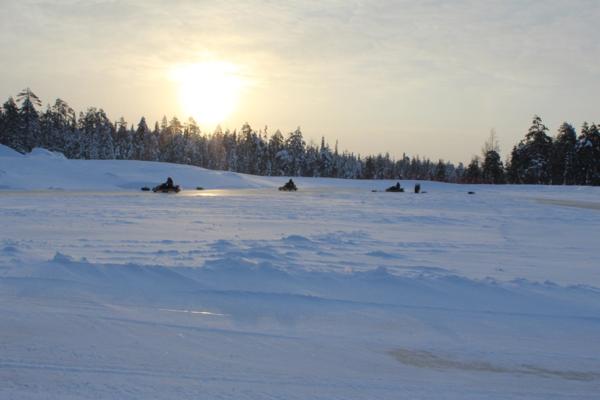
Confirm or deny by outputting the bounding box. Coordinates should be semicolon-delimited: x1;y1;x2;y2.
1;146;599;399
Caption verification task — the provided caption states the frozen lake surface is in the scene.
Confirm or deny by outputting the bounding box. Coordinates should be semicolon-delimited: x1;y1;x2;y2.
0;151;599;399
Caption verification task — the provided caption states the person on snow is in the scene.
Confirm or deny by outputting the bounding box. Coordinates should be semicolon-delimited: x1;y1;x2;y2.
154;177;179;192
157;177;174;191
280;179;298;191
386;182;403;192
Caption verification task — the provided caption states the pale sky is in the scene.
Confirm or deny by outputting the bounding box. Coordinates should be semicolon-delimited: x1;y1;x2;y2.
1;0;599;162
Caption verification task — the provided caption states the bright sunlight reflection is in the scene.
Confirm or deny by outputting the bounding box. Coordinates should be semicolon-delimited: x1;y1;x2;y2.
170;61;245;126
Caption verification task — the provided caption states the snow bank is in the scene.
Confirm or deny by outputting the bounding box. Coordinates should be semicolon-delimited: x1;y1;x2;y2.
26;147;67;159
0;151;277;191
9;253;600;319
0;144;23;157
1;147;600;199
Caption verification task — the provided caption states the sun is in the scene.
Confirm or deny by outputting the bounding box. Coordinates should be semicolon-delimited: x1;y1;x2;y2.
170;61;244;126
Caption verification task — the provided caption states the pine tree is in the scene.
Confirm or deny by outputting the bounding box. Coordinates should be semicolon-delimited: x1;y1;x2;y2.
79;108;115;159
207;126;225;170
434;160;447;181
304;143;320;177
183;118;201;166
114;118;133;159
223;129;238;171
285;127;306;176
267;129;285;176
482;150;505;183
255;129;268;175
167;117;185;163
142;122;160;161
575;123;600;185
318;137;333;177
238;123;261;174
589;124;600;185
1;97;23;152
16;88;42;152
505;146;519;183
551;122;577;185
133;117;150;160
363;156;376;179
510;115;553;184
39;98;76;153
463;157;482;183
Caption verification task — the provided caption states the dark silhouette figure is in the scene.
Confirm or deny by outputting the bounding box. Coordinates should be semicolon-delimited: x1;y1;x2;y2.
414;183;421;194
279;179;298;191
153;177;180;193
385;182;404;192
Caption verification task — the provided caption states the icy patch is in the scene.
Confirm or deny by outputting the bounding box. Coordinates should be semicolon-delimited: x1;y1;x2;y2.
536;198;600;211
158;308;227;317
389;348;600;381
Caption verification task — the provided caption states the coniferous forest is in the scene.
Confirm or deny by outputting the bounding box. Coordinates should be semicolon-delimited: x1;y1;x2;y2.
1;89;599;185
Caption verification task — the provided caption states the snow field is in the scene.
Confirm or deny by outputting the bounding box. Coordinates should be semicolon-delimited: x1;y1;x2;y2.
1;149;599;399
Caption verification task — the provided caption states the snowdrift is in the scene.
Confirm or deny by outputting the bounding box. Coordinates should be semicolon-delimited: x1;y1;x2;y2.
1;146;600;200
0;144;23;158
1;147;600;399
0;146;275;191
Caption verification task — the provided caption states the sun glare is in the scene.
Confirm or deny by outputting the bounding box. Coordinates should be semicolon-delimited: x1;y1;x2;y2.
170;61;244;127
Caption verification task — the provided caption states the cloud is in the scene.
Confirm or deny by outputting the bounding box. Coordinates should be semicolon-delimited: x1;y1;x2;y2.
1;0;599;161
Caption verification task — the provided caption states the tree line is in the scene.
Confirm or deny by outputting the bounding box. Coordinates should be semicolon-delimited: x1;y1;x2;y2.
0;89;599;185
462;116;600;186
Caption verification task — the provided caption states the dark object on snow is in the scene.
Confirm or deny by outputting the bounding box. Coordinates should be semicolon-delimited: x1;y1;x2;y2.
385;182;404;192
141;186;150;191
468;191;475;195
414;183;421;194
196;186;204;190
153;177;181;193
152;185;180;193
279;179;298;191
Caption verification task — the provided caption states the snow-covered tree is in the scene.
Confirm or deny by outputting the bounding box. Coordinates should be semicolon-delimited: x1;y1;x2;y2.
575;123;600;185
509;115;553;184
285;127;306;176
482;150;505;183
463;157;482;183
551;122;577;185
16;88;42;152
114;118;133;160
78;108;115;159
318;137;333;177
132;117;150;160
433;160;447;181
0;97;23;152
4;89;600;186
267;129;285;176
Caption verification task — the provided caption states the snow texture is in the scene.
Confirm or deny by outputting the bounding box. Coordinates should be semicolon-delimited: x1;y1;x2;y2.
1;150;599;399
